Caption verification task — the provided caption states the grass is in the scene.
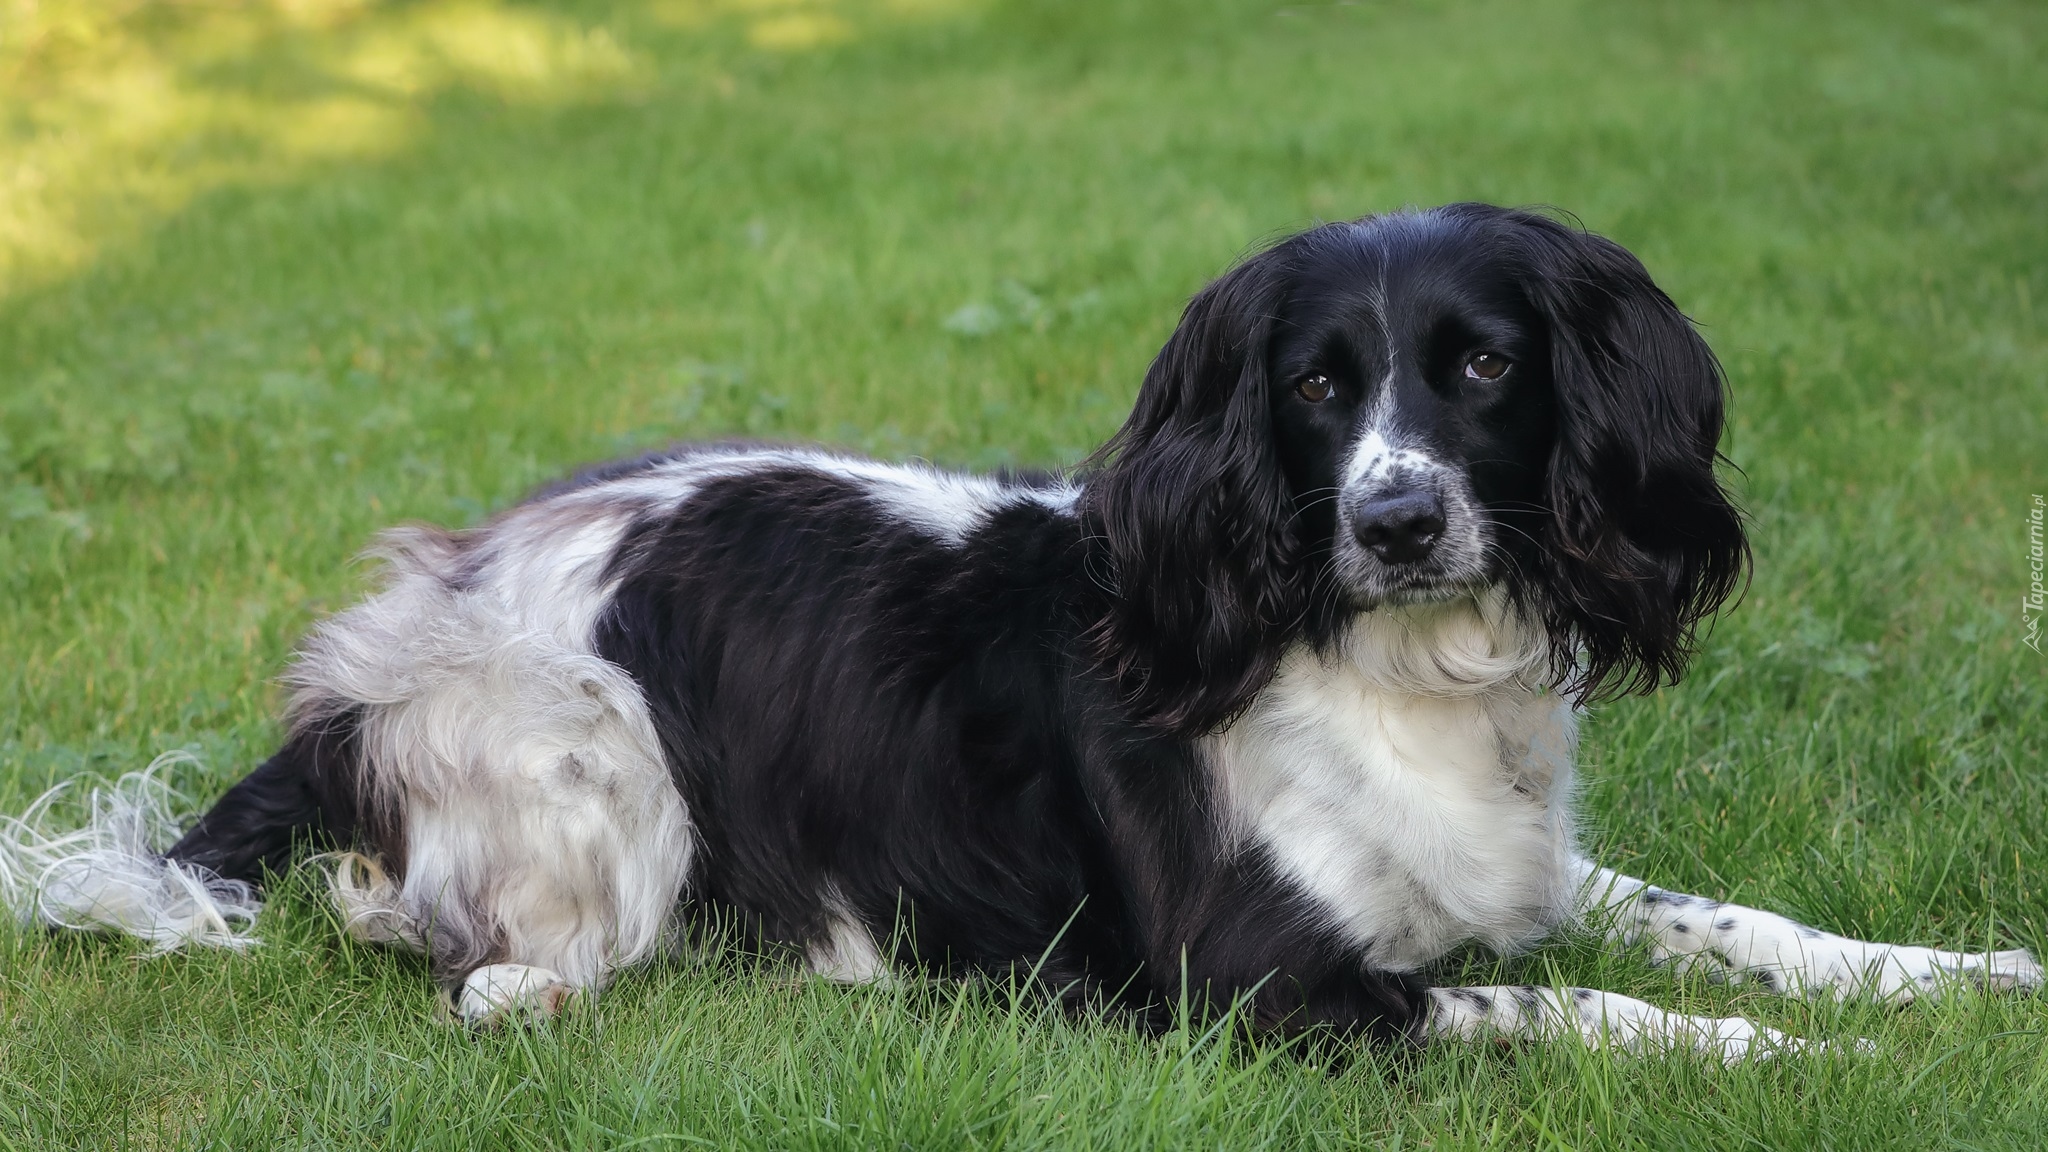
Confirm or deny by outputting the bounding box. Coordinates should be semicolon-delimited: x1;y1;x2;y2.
2;0;2045;1146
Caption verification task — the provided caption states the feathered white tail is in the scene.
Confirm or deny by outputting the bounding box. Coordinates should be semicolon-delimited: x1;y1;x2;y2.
0;753;262;951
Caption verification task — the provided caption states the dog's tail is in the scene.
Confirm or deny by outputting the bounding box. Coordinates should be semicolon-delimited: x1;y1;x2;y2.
0;753;264;951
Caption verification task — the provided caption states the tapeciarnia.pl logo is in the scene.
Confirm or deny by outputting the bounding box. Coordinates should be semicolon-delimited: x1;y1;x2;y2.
2027;494;2045;654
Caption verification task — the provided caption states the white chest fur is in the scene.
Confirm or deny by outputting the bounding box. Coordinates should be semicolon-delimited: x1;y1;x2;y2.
1204;594;1578;971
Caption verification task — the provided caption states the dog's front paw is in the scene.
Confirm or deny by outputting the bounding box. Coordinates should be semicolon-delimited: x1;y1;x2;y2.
1818;943;2045;1003
1922;947;2043;996
1689;1015;1795;1065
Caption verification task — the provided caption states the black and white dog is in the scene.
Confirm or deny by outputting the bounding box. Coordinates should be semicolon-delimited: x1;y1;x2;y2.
4;204;2037;1057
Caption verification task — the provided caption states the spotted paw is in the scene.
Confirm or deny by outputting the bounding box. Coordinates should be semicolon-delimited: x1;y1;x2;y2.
1857;944;2046;1002
1958;948;2043;994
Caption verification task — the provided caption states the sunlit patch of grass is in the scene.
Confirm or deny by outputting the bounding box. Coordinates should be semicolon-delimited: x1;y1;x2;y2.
0;0;647;294
0;0;990;295
649;0;976;47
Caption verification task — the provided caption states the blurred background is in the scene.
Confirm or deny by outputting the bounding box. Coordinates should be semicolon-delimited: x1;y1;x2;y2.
1;1;2044;1144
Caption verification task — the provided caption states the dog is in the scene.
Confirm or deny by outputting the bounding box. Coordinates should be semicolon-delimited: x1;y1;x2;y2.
4;203;2038;1057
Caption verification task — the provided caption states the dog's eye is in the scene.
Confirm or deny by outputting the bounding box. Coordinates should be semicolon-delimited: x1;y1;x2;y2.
1464;353;1511;381
1296;374;1334;403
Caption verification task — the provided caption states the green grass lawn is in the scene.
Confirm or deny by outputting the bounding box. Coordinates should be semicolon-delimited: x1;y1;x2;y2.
3;0;2046;1146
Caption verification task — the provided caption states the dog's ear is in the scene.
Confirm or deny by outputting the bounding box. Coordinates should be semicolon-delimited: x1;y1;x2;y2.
1475;206;1749;700
1082;245;1305;736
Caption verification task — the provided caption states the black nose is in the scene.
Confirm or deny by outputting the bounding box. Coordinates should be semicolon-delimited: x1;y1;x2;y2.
1353;491;1447;564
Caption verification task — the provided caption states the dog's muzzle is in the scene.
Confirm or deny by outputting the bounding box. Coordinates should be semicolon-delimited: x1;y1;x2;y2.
1351;489;1447;565
1335;463;1488;604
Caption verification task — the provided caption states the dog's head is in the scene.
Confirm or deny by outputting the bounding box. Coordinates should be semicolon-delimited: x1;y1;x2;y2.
1084;204;1748;734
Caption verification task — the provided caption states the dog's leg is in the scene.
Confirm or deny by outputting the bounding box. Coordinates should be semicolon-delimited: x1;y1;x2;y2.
1426;985;1808;1063
310;628;696;1027
1573;858;2044;1001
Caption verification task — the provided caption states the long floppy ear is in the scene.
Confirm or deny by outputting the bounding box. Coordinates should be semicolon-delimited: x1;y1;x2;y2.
1081;245;1305;736
1475;206;1749;700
